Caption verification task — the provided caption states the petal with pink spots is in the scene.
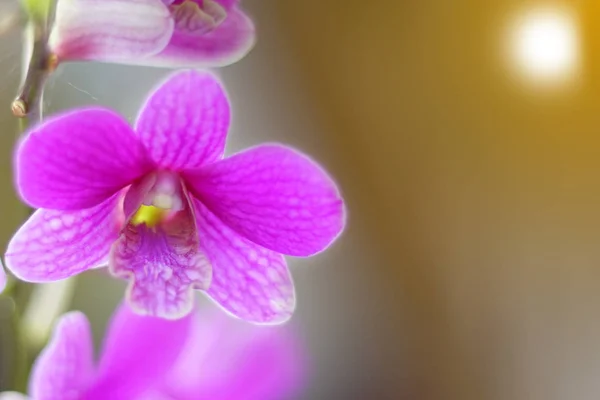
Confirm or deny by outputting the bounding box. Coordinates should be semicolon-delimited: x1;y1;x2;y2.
16;108;152;210
5;193;123;282
193;199;295;324
135;70;230;170
186;144;345;257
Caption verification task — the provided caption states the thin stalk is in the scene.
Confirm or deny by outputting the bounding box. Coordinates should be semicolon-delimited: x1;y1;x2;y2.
12;0;58;123
12;21;48;123
11;292;30;393
5;1;65;392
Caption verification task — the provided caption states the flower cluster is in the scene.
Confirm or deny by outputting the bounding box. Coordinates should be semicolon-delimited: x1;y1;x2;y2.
0;0;346;396
0;303;305;400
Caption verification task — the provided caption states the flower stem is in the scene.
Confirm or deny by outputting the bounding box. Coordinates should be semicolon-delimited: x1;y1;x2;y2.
12;22;48;123
12;284;34;393
1;2;63;391
12;0;57;123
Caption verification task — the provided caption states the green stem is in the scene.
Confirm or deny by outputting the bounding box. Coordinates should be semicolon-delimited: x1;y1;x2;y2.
12;0;57;122
0;288;30;392
1;1;59;390
12;289;32;393
12;22;48;123
21;0;52;24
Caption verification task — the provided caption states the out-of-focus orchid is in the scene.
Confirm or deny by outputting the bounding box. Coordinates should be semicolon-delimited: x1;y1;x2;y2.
48;0;255;68
0;303;305;400
5;70;346;323
11;0;255;118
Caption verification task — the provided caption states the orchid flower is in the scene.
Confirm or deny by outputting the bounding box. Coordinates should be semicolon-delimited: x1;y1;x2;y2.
49;0;255;68
0;302;305;400
5;70;346;323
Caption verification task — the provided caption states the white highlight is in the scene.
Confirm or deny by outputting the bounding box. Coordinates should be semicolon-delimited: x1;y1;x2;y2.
507;6;579;84
153;193;174;209
143;172;184;211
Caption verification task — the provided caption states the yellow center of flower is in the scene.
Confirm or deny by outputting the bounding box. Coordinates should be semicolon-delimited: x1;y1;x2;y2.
131;205;167;228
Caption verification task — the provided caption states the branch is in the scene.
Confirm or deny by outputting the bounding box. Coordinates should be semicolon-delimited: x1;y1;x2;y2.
12;0;58;124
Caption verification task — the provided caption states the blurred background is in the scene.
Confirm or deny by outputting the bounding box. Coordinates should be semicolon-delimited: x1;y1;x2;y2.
4;0;600;399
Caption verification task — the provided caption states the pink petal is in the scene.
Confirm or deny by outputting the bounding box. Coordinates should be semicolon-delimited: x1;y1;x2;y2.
122;174;157;219
109;205;212;319
84;303;194;400
135;70;230;170
193;199;295;324
185;144;346;257
49;0;174;62
146;5;255;67
29;312;95;400
5;193;123;282
16;108;152;210
162;307;306;399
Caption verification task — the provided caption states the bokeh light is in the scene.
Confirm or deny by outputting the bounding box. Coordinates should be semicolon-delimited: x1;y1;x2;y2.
506;6;579;86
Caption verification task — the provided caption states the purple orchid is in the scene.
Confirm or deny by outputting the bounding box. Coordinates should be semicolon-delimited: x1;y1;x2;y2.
5;70;346;323
48;0;255;68
0;303;305;400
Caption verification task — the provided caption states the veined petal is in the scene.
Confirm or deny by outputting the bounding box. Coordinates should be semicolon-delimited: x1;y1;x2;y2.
193;199;295;324
16;108;152;210
5;193;123;282
29;312;95;400
110;200;212;319
49;0;174;62
185;144;346;257
146;5;255;68
135;70;230;170
84;303;193;400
